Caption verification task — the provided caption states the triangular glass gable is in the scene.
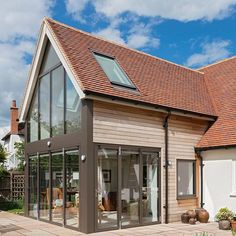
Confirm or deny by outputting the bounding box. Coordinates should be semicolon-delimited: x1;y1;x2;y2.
27;40;81;143
40;42;60;74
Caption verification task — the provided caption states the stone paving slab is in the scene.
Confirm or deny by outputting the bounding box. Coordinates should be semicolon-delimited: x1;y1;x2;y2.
0;211;233;235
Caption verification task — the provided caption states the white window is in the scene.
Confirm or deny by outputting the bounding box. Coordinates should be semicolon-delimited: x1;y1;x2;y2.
177;160;196;198
231;159;236;197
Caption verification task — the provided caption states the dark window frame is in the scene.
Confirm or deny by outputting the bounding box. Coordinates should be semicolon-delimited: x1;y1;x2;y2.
93;52;137;90
94;143;161;232
176;159;196;200
27;147;80;229
27;53;81;143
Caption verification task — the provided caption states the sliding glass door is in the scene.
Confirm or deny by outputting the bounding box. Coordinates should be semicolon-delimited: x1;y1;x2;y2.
121;150;140;226
96;145;160;231
51;152;63;224
97;148;118;230
39;154;50;220
142;152;159;223
65;150;80;228
28;149;79;228
29;155;38;218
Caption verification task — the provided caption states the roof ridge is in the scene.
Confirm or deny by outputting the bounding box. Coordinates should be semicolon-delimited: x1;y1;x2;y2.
44;17;204;75
198;55;236;70
44;17;85;91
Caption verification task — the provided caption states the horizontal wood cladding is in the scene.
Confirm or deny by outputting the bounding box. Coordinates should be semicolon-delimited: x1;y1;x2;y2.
93;100;208;223
93;101;165;147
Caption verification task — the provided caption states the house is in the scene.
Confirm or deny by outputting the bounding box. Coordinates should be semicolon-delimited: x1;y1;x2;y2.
195;59;236;220
1;100;24;170
19;17;235;234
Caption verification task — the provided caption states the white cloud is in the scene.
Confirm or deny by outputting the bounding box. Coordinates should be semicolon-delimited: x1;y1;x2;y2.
66;0;236;22
0;41;34;126
66;0;236;50
0;0;54;41
186;40;231;67
93;19;160;49
94;27;125;45
0;0;54;126
65;0;89;22
127;34;159;49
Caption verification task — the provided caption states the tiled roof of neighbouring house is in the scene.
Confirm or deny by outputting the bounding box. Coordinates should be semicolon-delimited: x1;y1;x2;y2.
196;57;236;149
45;18;216;118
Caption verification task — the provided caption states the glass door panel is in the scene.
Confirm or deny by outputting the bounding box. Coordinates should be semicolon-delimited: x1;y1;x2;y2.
142;152;159;223
29;156;38;218
65;150;80;228
39;154;50;220
51;152;63;224
121;150;139;227
97;148;118;230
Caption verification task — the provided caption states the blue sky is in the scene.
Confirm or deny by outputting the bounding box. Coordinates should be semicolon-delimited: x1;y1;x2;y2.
0;0;236;127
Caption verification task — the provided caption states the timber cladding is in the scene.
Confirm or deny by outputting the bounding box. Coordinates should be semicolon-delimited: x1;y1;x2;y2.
93;100;208;222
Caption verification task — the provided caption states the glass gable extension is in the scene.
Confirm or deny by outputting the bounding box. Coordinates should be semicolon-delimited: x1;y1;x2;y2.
94;53;136;89
27;42;81;142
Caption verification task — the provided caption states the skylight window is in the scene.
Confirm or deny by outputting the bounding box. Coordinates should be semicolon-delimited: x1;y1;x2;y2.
94;53;136;89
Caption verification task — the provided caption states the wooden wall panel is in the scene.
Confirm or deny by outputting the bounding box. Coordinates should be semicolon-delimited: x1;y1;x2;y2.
93;101;208;223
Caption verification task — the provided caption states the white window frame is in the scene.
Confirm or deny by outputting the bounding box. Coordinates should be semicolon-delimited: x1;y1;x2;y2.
230;159;236;197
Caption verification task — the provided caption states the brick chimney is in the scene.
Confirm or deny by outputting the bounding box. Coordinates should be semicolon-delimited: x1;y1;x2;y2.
10;100;19;135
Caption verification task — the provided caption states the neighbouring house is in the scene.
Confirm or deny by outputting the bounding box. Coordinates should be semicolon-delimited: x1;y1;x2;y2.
18;17;235;234
1;100;24;170
195;60;236;220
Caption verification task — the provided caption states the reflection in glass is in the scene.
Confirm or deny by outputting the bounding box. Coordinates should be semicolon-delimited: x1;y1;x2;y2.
66;74;81;133
40;43;60;74
29;156;38;218
51;153;63;224
51;66;64;136
65;150;79;228
28;88;38;142
39;74;50;139
142;152;159;223
121;150;139;226
178;160;195;196
94;53;135;88
39;154;50;220
97;148;118;229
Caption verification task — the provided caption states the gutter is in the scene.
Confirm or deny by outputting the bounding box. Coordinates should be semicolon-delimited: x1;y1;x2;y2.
163;111;171;223
195;150;204;208
84;91;217;121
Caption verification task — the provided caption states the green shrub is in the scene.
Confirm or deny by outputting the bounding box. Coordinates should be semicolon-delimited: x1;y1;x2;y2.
0;197;24;211
231;228;236;236
0;165;9;178
215;207;234;221
195;232;214;236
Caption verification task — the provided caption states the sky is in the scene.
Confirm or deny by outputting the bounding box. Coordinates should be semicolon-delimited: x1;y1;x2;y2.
0;0;236;127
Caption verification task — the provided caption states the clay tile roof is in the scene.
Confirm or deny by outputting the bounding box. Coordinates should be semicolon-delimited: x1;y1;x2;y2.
45;18;216;117
196;57;236;149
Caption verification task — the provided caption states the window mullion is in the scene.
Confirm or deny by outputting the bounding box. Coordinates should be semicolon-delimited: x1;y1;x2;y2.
50;71;52;137
64;68;66;134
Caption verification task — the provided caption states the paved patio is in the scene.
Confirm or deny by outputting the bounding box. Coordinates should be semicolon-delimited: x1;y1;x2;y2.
0;211;232;236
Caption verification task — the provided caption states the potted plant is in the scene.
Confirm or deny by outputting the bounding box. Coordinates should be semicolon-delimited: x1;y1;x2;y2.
231;214;236;230
215;207;234;230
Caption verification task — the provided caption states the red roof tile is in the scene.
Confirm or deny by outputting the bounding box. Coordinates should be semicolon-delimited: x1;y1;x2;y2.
45;18;216;117
197;57;236;148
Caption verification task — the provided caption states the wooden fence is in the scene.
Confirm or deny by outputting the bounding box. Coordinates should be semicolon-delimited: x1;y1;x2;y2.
0;171;24;209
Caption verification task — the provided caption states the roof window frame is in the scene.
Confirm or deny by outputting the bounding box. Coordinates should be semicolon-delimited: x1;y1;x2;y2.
93;51;137;90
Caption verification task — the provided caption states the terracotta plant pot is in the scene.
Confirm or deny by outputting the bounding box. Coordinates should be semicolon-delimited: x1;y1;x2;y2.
198;209;209;223
181;213;190;223
231;220;236;230
219;220;231;230
187;210;196;219
195;208;204;221
189;218;196;224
